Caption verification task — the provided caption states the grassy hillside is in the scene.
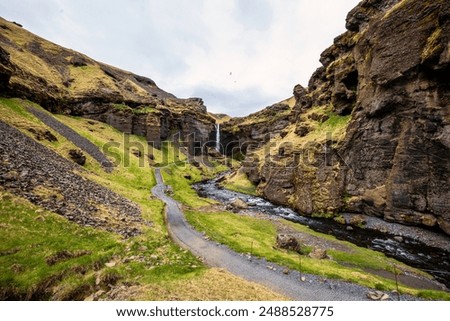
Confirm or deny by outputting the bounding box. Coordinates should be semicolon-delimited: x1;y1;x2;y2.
185;210;450;299
0;98;286;300
1;98;448;301
0;16;172;105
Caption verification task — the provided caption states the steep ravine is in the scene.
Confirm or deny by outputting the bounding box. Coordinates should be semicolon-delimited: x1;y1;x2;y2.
154;168;427;300
1;0;449;293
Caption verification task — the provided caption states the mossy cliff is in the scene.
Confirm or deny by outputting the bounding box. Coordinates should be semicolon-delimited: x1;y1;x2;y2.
221;0;450;236
0;17;215;151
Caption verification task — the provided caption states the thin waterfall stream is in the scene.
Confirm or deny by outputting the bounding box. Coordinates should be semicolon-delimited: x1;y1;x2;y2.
215;123;220;152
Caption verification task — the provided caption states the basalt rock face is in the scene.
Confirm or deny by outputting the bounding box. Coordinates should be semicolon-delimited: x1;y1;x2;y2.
224;0;450;236
0;17;215;152
342;0;450;234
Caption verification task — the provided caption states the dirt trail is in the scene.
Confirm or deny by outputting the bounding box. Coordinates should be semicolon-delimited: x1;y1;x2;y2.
152;168;377;301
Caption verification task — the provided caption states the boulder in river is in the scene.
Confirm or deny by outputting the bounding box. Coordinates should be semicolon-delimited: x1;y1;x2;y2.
230;198;248;210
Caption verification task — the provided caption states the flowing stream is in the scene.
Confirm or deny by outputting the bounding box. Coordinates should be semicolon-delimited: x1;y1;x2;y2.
194;177;450;289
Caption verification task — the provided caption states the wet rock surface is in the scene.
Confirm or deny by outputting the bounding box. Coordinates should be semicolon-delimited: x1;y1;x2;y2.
0;120;144;238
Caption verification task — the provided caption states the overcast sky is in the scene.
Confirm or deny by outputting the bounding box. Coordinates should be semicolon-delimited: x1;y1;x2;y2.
0;0;360;116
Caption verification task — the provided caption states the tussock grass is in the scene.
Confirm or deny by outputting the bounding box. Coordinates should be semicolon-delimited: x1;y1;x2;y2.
68;65;118;96
9;48;65;90
139;268;288;301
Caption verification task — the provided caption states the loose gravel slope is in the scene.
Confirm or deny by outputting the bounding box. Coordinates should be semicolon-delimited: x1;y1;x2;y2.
0;120;143;237
28;107;113;170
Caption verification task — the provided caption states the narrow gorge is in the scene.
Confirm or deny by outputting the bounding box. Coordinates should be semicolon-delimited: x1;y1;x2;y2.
0;0;449;300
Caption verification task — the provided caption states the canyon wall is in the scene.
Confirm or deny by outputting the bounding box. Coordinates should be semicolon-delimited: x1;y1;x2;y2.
222;0;450;235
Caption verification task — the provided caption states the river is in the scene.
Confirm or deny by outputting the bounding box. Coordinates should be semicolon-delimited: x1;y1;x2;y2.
194;177;450;289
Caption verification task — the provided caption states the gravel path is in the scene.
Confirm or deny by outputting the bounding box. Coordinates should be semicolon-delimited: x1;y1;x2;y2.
152;168;379;301
28;107;113;171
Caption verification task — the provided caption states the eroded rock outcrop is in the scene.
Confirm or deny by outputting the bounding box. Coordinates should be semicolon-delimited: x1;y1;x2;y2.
342;0;450;234
221;98;295;156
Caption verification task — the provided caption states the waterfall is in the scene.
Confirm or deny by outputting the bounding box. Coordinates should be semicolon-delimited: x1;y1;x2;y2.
215;123;220;152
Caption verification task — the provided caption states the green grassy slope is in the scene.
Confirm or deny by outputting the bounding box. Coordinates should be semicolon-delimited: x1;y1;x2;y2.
0;98;285;300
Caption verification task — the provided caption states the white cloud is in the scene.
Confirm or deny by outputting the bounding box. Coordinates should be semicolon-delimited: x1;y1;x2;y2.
0;0;360;116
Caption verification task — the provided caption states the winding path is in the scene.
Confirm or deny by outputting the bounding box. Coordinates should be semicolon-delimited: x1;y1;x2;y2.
152;168;372;301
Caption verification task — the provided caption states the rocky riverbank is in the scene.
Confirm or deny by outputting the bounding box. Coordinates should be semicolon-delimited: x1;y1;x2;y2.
194;176;450;289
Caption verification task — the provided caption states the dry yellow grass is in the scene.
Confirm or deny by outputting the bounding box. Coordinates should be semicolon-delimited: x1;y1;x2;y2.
8;48;66;90
33;185;64;202
0;18;66;90
68;65;119;95
279;96;296;108
122;78;153;98
132;268;289;301
383;0;409;19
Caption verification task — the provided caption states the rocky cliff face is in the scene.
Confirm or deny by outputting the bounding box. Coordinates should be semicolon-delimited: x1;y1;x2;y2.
342;0;450;234
223;0;450;236
220;97;295;155
0;17;215;151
